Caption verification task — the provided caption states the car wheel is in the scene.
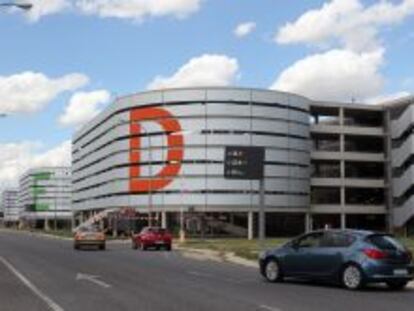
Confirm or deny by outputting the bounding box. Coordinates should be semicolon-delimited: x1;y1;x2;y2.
73;243;79;250
132;241;138;250
386;280;408;290
342;264;364;290
99;244;106;251
264;259;283;283
165;245;172;251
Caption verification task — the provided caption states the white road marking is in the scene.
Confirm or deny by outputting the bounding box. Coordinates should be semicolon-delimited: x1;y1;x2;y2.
76;273;111;289
0;256;65;311
258;304;283;311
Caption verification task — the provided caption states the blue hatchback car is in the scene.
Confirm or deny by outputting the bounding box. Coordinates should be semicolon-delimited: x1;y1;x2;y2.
259;230;413;290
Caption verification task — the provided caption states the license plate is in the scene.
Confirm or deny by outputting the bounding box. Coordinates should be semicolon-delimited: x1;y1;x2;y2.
155;241;164;244
394;269;408;276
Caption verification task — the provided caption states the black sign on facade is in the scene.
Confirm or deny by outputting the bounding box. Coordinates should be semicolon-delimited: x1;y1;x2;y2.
224;146;265;180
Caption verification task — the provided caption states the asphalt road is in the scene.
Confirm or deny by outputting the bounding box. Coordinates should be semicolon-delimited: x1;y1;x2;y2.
0;231;413;311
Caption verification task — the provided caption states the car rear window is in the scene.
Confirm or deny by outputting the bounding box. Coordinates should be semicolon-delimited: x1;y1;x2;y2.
146;228;166;234
367;234;405;251
154;228;166;234
78;226;99;232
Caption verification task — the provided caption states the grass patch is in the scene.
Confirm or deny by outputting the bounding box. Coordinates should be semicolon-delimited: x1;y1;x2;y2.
30;229;73;238
180;238;289;261
401;238;414;253
181;237;414;261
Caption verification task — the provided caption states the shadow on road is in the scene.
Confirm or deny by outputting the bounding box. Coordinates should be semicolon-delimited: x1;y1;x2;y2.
260;278;414;293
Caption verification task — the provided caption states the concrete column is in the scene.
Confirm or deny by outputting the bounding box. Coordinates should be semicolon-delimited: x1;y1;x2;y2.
112;216;118;238
161;211;167;229
99;219;104;231
340;187;346;207
341;213;346;229
44;219;50;231
339;107;344;127
305;213;312;232
248;211;254;240
229;213;235;225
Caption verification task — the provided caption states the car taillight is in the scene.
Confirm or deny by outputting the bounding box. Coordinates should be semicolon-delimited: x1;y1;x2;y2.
363;248;387;260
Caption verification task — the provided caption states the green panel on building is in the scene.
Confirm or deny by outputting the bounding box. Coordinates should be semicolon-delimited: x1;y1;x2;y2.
31;172;53;180
35;203;49;211
31;186;46;195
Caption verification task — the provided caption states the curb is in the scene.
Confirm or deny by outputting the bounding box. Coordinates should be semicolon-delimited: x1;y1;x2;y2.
0;229;73;241
175;245;258;268
0;228;130;244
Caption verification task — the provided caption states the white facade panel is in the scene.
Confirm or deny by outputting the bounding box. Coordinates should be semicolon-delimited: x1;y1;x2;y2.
72;87;311;212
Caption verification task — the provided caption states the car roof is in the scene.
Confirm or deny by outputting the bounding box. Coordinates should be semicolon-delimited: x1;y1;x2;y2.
309;229;382;237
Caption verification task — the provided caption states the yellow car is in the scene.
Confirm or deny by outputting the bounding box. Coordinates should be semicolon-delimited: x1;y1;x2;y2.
74;226;106;250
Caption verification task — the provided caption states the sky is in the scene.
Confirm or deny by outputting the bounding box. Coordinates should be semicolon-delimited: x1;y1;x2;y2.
0;0;413;192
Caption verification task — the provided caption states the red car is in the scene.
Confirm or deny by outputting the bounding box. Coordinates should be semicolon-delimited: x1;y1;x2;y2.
132;227;172;251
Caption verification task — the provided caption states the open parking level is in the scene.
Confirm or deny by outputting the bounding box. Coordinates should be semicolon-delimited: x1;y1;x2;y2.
0;231;413;311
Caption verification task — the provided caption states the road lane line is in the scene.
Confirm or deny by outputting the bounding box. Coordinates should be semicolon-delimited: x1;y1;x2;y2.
76;273;111;288
0;256;64;311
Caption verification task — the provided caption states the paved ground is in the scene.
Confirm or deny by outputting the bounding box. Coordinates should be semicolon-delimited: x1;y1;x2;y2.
0;231;413;311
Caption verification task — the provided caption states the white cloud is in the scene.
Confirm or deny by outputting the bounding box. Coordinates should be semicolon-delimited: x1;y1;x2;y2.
147;54;239;90
234;21;256;38
271;48;384;102
366;91;412;105
275;0;414;52
75;0;201;20
0;71;89;114
0;140;71;194
26;0;71;22
59;90;111;128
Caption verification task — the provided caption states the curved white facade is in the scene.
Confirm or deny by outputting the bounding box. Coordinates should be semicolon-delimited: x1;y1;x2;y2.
72;87;310;213
391;101;414;227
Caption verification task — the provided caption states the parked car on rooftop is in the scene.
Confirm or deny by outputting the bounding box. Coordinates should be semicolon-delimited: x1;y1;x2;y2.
259;229;413;290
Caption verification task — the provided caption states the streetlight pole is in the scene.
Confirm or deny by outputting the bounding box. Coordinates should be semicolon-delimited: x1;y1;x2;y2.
54;184;58;231
147;130;153;227
170;130;192;242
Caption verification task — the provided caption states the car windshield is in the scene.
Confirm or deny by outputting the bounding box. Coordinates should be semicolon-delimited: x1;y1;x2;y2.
367;234;405;251
78;226;99;233
147;228;166;234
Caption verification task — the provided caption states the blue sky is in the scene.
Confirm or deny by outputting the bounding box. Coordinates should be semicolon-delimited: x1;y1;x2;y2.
0;0;413;189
